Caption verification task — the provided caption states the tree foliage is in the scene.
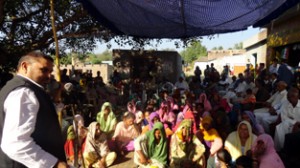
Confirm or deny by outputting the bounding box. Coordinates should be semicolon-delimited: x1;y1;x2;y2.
233;42;243;49
212;46;224;50
218;46;223;50
89;50;112;64
0;0;114;70
56;50;112;65
0;0;208;71
180;40;207;64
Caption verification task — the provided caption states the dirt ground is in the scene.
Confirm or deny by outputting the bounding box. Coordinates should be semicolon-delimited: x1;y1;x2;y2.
109;152;136;168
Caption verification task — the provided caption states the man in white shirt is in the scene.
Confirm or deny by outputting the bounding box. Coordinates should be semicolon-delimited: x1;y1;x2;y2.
274;87;300;151
174;77;189;95
0;52;68;168
254;81;288;133
269;58;279;74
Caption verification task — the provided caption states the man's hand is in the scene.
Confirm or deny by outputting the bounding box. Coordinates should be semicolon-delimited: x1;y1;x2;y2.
268;107;277;115
96;159;106;168
264;102;271;108
139;156;148;164
292;122;300;133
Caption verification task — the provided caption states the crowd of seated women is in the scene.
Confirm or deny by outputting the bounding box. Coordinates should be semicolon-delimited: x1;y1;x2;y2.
61;64;300;168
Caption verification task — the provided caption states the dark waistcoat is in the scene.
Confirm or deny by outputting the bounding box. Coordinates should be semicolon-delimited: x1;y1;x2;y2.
0;76;66;168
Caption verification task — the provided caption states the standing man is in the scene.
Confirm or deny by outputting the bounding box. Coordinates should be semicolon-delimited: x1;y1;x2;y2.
0;51;68;168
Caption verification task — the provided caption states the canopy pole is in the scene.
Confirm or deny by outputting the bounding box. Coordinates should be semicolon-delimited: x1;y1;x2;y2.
179;0;187;37
50;0;62;127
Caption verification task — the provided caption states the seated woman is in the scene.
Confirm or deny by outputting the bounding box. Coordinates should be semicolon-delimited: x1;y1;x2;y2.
199;93;212;112
135;111;145;133
170;119;205;168
251;134;284;168
207;148;233;168
127;100;137;114
213;109;232;141
235;156;253;168
96;102;117;138
142;112;160;134
174;108;197;134
199;116;223;156
64;114;88;167
157;101;175;135
134;122;168;168
112;112;140;154
241;111;264;135
225;121;257;162
83;122;117;168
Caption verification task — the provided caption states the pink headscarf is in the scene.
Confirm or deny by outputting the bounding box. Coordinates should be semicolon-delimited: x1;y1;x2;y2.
173;108;197;133
157;101;175;128
199;93;212;111
184;110;197;133
149;112;159;130
251;134;284;168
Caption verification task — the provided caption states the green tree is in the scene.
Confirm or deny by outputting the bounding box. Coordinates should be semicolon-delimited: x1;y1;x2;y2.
233;42;243;49
212;47;218;50
180;40;207;64
89;54;102;64
211;46;223;50
99;50;112;61
89;50;112;64
60;54;72;65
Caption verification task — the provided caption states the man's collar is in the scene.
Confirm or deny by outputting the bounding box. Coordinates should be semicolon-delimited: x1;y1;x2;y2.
17;74;44;89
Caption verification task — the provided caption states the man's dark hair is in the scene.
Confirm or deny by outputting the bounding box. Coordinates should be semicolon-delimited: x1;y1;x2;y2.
235;156;252;168
17;51;53;69
216;148;232;167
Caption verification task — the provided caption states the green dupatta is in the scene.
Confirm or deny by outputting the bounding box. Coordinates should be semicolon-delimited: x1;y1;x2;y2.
146;122;168;165
96;102;116;133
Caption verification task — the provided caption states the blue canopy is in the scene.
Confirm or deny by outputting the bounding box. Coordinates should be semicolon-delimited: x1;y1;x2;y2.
78;0;299;38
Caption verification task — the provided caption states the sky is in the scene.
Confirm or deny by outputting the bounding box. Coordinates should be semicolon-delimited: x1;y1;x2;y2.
93;26;262;54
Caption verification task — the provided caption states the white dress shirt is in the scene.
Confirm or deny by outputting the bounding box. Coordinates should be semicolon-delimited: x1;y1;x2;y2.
269;64;279;74
267;89;288;109
1;75;57;168
274;100;300;150
280;100;300;126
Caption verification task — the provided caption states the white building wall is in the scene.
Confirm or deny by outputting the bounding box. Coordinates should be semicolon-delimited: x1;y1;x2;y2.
194;55;251;76
60;64;113;84
244;44;267;65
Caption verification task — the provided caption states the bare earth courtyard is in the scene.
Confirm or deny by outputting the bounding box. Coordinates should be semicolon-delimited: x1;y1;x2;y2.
109;152;135;168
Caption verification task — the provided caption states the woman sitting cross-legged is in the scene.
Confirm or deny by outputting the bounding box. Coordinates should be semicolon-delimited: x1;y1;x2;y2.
169;119;206;168
112;112;140;155
83;122;117;168
134;122;168;168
